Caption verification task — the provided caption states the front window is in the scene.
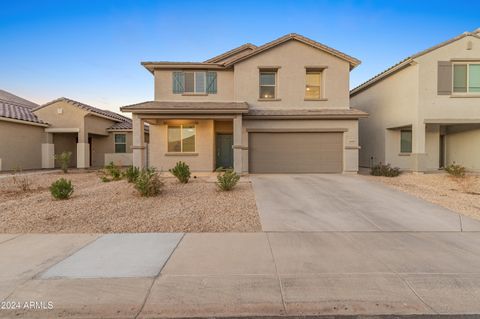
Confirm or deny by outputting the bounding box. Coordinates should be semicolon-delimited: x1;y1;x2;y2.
305;71;322;99
184;71;206;93
168;125;196;152
259;71;276;99
400;130;412;153
453;63;480;93
114;134;126;153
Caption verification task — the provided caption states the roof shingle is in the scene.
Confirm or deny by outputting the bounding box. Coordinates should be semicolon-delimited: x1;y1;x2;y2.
0;100;47;125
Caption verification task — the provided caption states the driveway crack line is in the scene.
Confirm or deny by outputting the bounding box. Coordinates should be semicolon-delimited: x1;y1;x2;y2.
402;276;438;314
133;232;186;319
265;232;288;315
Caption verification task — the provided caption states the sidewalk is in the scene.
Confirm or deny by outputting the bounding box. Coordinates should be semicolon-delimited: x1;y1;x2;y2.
1;232;480;318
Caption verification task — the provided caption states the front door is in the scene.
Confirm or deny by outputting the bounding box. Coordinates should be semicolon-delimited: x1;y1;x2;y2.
216;134;233;169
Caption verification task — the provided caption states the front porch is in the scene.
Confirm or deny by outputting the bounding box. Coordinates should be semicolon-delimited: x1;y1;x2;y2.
386;120;480;172
125;102;249;173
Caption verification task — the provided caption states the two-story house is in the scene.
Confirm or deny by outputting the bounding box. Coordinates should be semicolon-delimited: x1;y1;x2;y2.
351;28;480;172
121;34;367;174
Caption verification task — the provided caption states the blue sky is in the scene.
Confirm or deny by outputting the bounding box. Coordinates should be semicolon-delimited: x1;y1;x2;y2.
1;0;479;113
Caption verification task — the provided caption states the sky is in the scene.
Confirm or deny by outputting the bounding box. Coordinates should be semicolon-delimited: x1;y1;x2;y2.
1;0;479;113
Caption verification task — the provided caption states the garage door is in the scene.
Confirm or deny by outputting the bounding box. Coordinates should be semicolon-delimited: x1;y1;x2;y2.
249;132;343;173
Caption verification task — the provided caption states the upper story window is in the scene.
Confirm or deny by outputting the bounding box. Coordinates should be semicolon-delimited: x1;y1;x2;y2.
168;125;196;153
305;70;322;99
172;71;217;94
114;134;127;153
453;63;480;93
259;70;277;99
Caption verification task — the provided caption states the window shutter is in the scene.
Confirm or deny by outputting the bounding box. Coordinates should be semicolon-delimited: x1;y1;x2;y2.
206;71;217;94
172;72;185;94
437;61;452;95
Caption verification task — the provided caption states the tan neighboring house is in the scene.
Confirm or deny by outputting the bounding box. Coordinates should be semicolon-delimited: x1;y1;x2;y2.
0;92;148;171
351;28;480;172
121;33;367;174
0;90;47;171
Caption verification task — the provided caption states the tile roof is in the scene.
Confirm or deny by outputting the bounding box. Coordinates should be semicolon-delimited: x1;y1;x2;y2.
245;108;368;119
141;33;361;71
121;101;249;113
35;97;126;122
0;89;39;109
107;119;149;132
0;100;47;125
351;29;480;96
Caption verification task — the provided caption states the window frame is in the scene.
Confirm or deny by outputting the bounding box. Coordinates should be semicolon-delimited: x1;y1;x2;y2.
259;70;277;100
114;133;127;154
452;62;480;94
183;71;206;94
305;70;323;100
400;130;412;154
167;124;197;153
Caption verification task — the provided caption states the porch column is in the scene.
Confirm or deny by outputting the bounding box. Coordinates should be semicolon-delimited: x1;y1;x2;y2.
132;114;145;169
41;132;55;169
412;122;427;172
77;131;90;168
233;114;243;174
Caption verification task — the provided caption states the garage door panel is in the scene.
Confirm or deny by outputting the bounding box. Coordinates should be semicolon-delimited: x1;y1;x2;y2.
249;132;343;173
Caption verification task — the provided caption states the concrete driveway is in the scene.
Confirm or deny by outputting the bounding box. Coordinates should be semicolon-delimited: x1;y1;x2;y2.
251;174;480;232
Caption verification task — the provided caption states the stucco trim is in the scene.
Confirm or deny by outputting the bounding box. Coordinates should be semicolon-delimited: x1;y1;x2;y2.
424;119;480;124
0;116;49;127
246;128;348;133
165;152;199;156
44;127;80;133
244;115;366;120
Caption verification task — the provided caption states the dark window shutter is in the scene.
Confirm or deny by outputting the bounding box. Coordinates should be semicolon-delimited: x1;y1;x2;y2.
206;71;217;94
172;72;184;94
437;61;452;95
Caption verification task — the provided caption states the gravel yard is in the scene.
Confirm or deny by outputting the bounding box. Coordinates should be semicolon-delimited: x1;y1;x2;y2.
362;172;480;220
0;171;261;233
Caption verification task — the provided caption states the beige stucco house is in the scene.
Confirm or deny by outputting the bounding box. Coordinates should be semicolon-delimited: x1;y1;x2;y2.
351;28;480;172
121;34;367;174
0;93;148;171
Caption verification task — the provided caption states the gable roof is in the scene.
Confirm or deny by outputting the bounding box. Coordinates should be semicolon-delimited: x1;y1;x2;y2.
34;97;125;123
204;43;257;63
351;29;480;96
141;33;361;72
0;89;39;109
223;33;361;69
0;100;47;126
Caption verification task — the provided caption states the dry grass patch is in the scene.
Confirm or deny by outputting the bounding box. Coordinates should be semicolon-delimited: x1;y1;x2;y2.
0;171;261;233
362;172;480;220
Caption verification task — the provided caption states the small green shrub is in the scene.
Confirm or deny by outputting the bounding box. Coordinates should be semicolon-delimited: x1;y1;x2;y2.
134;168;163;197
370;163;401;177
55;151;72;173
124;166;140;183
445;163;466;178
100;162;122;182
50;178;74;200
216;169;240;191
169;161;191;184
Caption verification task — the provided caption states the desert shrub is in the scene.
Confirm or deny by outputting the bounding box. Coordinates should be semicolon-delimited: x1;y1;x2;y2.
100;162;122;182
216;169;240;191
169;161;191;184
55;151;72;173
370;163;401;177
124;166;140;183
12;167;31;192
445;163;466;178
50;178;74;200
134;168;163;197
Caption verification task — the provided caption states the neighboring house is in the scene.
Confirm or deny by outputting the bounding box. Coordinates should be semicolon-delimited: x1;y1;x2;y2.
0;92;148;171
351;28;480;172
121;33;367;174
0;90;47;171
